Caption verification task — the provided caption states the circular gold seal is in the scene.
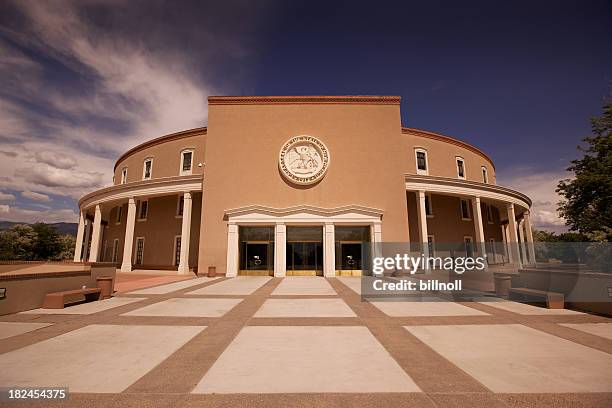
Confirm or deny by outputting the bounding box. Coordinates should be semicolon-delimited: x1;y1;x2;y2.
279;135;330;185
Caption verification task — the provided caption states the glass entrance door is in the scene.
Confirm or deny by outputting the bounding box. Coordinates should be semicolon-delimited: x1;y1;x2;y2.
334;226;371;276
286;226;323;276
239;226;274;276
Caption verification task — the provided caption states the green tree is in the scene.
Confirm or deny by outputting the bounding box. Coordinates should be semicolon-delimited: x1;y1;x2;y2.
0;224;36;260
557;101;612;239
31;222;62;260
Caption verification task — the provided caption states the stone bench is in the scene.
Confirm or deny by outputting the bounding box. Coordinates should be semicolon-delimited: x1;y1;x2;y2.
509;287;564;309
42;288;102;309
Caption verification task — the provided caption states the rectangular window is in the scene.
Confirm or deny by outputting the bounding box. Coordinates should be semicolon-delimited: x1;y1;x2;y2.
181;150;193;175
416;150;428;174
176;195;184;217
143;159;152;180
116;206;122;224
482;166;488;183
486;204;493;223
464;236;474;257
135;237;145;265
460;199;471;220
174;236;181;266
456;158;465;178
138;200;148;220
427;235;435;257
112;239;119;263
425;194;433;216
121;168;127;184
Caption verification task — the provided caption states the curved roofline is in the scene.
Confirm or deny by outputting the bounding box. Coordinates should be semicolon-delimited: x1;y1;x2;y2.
113;127;207;171
402;127;495;171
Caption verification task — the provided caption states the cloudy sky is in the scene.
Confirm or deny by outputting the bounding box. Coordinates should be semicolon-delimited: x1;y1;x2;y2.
0;0;610;232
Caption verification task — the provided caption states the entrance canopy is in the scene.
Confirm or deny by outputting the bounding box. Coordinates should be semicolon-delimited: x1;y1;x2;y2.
223;205;383;277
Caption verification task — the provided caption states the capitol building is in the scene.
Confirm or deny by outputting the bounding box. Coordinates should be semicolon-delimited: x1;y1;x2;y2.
74;96;535;277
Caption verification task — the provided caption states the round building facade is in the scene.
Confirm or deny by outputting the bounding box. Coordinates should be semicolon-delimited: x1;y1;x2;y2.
76;96;534;277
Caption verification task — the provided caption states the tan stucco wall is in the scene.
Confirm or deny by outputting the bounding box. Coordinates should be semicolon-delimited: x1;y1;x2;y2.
101;193;202;269
199;102;411;273
113;133;205;184
401;130;496;183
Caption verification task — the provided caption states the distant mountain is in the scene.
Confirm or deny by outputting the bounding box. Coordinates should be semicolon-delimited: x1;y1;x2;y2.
0;221;78;236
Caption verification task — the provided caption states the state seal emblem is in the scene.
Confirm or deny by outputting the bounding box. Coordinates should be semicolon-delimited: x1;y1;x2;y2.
279;135;330;185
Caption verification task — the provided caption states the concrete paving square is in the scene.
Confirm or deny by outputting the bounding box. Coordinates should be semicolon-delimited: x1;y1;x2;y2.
254;298;356;318
20;297;146;315
560;323;612;340
478;300;584;315
192;326;420;393
405;324;612;393
187;276;271;295
371;301;489;317
0;324;204;393
336;276;363;294
271;277;337;295
0;322;52;340
122;297;243;317
126;277;220;294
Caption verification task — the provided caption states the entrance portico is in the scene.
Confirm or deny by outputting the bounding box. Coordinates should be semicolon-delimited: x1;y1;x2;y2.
224;205;383;278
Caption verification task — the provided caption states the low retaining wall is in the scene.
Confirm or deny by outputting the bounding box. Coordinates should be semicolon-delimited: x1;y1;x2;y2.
0;263;117;315
516;267;612;316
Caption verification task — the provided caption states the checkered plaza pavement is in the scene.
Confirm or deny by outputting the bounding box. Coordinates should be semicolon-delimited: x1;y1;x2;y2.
1;276;611;407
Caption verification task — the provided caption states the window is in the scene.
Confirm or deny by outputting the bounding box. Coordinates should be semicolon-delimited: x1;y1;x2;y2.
486;204;494;223
138;200;148;221
456;157;465;179
176;195;184;217
115;206;122;224
112;239;119;263
174;236;182;266
425;193;433;217
121;167;128;184
464;236;474;257
482;166;488;183
180;150;194;175
143;158;153;180
427;235;435;257
460;199;471;220
415;148;428;175
135;237;145;265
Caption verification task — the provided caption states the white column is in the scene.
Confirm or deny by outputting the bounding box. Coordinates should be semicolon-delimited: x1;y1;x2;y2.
121;198;137;272
177;192;192;274
524;210;536;265
471;196;487;259
518;218;528;266
82;219;92;261
371;222;383;276
225;222;239;277
501;224;508;260
73;210;85;262
506;203;521;267
274;223;286;277
88;205;102;262
323;223;336;277
416;191;429;258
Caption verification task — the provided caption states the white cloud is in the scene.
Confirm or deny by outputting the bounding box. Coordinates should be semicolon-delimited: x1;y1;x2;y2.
0;0;219;212
0;192;16;201
21;190;52;202
34;151;77;170
0;206;78;223
497;167;571;233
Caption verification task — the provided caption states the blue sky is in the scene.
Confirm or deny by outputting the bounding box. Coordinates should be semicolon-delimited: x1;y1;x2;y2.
0;0;610;231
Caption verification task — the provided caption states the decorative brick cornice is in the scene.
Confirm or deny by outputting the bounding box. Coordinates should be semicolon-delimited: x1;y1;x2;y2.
402;127;495;171
208;95;401;105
